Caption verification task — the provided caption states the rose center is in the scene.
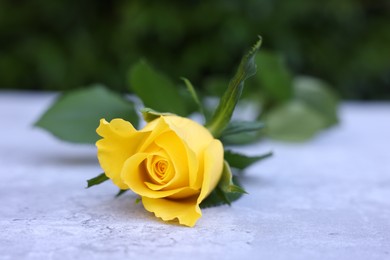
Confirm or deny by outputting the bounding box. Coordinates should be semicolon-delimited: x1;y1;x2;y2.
154;160;168;177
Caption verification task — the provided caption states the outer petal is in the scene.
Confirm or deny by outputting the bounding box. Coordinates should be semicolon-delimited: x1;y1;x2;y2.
162;116;214;155
141;140;224;227
142;196;200;227
138;118;171;152
96;118;136;137
197;139;224;204
96;118;149;189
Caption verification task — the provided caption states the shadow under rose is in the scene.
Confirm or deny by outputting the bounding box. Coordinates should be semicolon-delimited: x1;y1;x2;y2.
80;191;181;227
39;153;99;166
24;145;99;168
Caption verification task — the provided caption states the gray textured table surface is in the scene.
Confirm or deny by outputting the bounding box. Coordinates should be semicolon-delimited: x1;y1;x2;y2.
0;92;389;260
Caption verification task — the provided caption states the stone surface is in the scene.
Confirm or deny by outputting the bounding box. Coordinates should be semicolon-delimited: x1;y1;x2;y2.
0;91;389;259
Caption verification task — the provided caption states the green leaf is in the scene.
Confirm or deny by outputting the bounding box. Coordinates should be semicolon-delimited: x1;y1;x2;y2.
200;176;244;208
35;84;139;143
293;76;339;127
87;173;109;188
141;107;175;122
128;60;187;116
203;76;230;97
115;189;128;197
204;187;232;207
224;150;272;170
206;36;262;137
221;120;264;136
255;51;293;103
265;100;328;141
221;131;261;145
220;121;265;145
200;161;247;208
264;76;339;142
181;77;205;117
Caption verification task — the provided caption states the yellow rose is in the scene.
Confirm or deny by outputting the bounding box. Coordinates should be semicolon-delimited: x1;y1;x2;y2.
96;115;224;227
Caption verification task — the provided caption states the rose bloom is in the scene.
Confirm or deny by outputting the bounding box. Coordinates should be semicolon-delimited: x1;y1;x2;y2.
96;115;224;227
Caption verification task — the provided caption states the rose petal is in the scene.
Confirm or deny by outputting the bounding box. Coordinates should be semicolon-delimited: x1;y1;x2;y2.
122;153;198;198
97;116;224;227
141;140;223;227
154;131;198;189
138;118;170;152
142;196;201;227
145;151;174;186
96;119;150;189
162;116;214;155
197;139;224;204
96;118;136;137
161;116;216;189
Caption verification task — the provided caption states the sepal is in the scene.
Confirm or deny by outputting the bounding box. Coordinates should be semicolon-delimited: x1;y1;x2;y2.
218;160;248;195
115;189;128;197
141;108;175;122
87;173;109;188
206;36;262;137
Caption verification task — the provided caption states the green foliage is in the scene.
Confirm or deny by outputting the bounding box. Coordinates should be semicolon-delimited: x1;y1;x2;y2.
222;121;264;136
128;60;187;115
1;0;389;99
200;181;244;209
218;161;247;195
87;173;109;188
221;131;261;145
34;33;339;143
264;76;339;141
141;108;175;123
181;77;205;118
206;37;261;137
220;120;264;145
265;101;328;141
35;85;139;143
200;162;246;208
46;37;274;212
255;51;293;103
237;48;340;142
293;76;339;127
224;150;273;170
115;189;128;198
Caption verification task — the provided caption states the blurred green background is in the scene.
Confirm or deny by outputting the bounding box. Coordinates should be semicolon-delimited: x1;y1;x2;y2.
1;0;389;99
